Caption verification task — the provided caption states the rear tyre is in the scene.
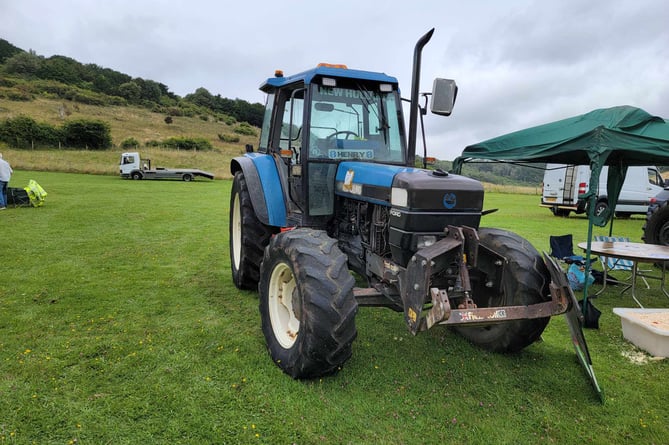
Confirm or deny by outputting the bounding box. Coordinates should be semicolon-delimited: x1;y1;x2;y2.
643;201;669;267
453;228;551;353
551;207;570;217
259;229;358;379
230;171;276;290
643;201;669;246
594;200;609;217
182;173;193;182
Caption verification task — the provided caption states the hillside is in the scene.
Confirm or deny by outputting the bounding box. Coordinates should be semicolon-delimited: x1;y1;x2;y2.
0;97;255;179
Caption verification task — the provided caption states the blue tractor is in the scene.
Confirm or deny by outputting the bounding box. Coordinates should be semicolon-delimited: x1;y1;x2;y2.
229;30;574;379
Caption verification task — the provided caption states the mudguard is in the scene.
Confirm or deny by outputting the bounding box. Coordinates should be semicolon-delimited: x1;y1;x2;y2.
543;253;604;403
230;154;286;227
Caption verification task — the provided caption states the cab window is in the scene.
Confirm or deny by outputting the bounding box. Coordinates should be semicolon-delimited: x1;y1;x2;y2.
307;82;405;163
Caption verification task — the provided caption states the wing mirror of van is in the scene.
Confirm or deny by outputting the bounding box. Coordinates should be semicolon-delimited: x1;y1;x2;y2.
431;78;458;116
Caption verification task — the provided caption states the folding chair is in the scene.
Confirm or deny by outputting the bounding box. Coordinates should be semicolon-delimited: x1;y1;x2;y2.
593;235;649;296
7;187;31;208
549;234;585;265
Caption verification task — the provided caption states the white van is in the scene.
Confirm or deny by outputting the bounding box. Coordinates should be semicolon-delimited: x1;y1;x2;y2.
541;163;665;217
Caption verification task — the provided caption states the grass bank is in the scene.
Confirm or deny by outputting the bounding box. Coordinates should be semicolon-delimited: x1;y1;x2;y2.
0;96;258;180
0;171;667;444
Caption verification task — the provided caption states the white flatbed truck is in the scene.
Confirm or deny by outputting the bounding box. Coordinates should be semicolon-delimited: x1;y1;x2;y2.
119;152;214;181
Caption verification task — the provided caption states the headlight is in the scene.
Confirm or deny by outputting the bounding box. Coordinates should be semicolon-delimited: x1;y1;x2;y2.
417;235;437;249
391;187;408;207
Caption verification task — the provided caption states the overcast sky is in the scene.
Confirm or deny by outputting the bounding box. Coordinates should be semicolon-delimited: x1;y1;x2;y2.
2;0;668;160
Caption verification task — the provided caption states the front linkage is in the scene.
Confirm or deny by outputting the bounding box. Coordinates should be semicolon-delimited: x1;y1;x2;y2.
357;226;570;335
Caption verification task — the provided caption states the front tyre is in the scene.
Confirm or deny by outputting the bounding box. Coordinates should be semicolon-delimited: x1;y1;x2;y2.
259;229;358;379
453;228;551;352
229;171;276;290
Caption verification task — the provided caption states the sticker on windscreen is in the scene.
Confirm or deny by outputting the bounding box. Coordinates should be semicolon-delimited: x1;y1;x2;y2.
328;149;374;160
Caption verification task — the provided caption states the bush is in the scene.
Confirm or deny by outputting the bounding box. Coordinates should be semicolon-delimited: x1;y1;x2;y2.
72;91;107;106
0;116;118;150
0;115;61;148
107;96;128;106
218;133;240;143
62;119;112;149
0;77;17;87
162;136;213;151
233;122;257;136
31;80;77;98
121;137;140;149
221;115;236;125
0;87;32;101
166;107;183;117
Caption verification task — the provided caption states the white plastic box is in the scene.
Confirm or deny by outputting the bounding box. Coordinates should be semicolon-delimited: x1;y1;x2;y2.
613;308;669;357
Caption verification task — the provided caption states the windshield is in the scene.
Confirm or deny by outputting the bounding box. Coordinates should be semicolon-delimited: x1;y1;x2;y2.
307;82;405;163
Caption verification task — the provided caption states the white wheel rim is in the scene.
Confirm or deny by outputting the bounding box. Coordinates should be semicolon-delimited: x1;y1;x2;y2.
268;262;299;348
232;193;242;269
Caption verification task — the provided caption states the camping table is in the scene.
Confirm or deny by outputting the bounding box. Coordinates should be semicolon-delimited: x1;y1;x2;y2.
578;241;669;308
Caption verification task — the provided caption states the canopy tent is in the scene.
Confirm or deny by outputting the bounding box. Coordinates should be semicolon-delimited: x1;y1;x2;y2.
452;105;669;311
453;105;669;224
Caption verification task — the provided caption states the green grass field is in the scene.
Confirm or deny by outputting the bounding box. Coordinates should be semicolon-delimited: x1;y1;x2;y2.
1;171;668;444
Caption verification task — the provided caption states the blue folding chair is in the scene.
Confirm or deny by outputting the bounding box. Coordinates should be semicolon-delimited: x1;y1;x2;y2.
550;234;586;265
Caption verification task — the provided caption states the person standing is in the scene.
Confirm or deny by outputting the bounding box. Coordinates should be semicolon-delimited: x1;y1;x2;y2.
0;153;13;209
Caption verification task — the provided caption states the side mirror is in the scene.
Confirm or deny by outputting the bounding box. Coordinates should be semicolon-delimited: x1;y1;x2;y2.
431;78;458;116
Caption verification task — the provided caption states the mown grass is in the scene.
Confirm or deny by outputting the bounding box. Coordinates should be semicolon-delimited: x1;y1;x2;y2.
1;171;668;444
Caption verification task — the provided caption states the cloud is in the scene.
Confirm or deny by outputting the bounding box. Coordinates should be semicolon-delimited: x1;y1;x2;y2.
1;0;668;160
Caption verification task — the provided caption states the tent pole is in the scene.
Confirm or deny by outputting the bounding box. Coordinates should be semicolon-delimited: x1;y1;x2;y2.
581;160;603;319
582;208;595;315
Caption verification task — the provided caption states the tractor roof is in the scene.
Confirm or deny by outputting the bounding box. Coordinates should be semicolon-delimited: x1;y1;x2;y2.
260;64;398;92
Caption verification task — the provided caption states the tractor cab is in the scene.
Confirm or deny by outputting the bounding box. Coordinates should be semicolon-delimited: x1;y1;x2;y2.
256;64;407;223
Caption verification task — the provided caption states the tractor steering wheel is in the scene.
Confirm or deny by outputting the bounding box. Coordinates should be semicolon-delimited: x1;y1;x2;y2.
327;130;359;140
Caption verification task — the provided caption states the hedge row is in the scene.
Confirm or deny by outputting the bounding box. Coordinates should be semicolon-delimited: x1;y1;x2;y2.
0;115;112;149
